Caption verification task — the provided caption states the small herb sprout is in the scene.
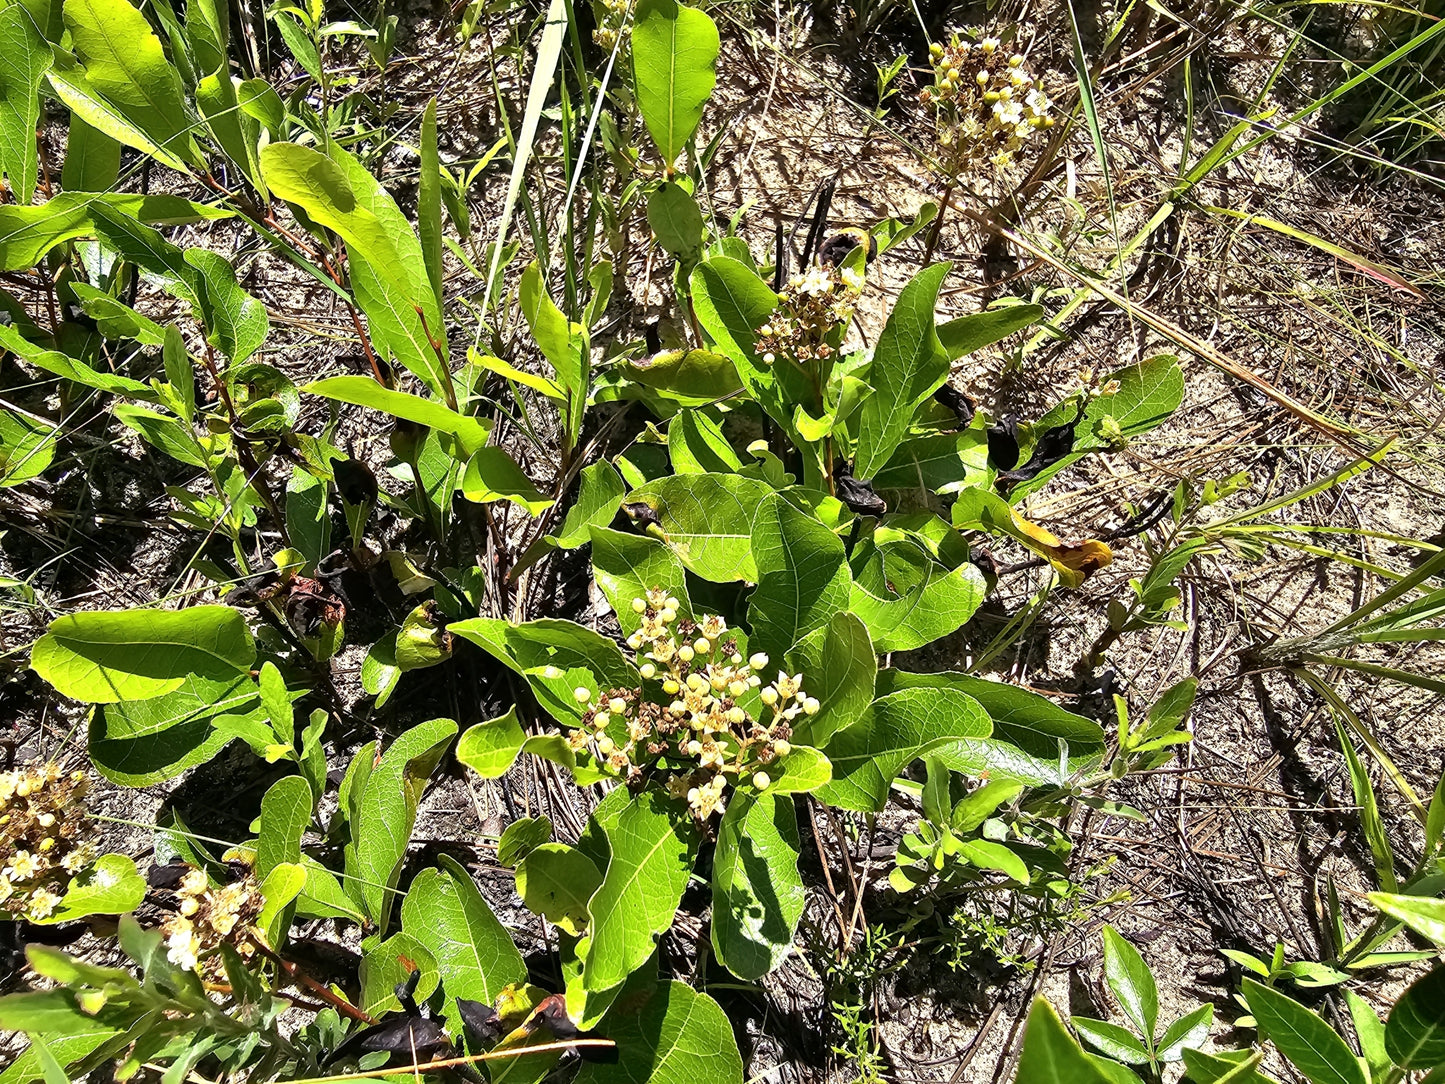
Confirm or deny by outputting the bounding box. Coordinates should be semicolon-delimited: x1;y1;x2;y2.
563;587;816;822
922;35;1053;175
0;763;99;921
160;863;265;972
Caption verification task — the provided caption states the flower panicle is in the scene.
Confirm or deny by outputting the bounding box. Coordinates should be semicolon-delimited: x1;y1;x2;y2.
0;762;98;922
924;32;1052;174
159;861;264;972
564;591;819;823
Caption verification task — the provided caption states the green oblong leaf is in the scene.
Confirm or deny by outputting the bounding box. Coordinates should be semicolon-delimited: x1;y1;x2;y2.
747;493;850;659
1101;927;1158;1041
35;854;145;925
582;789;699;996
1385;965;1445;1070
1015;997;1117;1084
456;707;527;779
648;181;704;257
345;717;457;931
516;843;602;937
817;687;991;812
631;0;719;166
576;979;742;1084
711;791;803;980
626;472;774;582
60;0;201;169
854;261;951;479
31;606;255;703
461;447;553;515
0;5;52;204
1242;978;1367;1084
401;853;527;1024
785;611;874;749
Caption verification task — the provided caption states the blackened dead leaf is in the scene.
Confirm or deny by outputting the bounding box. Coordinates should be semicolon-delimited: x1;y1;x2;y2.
147;859;191;890
326;1014;453;1068
817;228;877;268
529;994;616;1064
284;577;347;639
986;415;1020;470
933;384;974;429
621;502;663;533
456;998;505;1047
334;458;379;507
835;461;887;517
995;413;1080;491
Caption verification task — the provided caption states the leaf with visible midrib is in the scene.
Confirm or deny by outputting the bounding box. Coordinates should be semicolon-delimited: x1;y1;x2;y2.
817;687;990;812
631;0;719;166
747;494;850;660
1101;927;1158;1041
1385;965;1445;1070
1242;979;1367;1084
589;527;691;635
260;142;447;396
255;776;312;879
785;613;874;748
626;473;774;582
0;5;52;204
582;790;699;995
303;376;491;455
711;792;804;980
401;854;526;1025
854;262;952;479
346;717;456;933
31;606;255;703
61;0;201;168
517;843;602;936
575;979;743;1084
1014;998;1118;1084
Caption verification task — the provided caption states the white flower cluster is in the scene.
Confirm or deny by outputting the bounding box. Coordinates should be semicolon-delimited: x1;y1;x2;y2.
563;587;818;822
593;0;629;50
754;266;862;371
160;863;263;971
0;763;98;921
923;34;1053;173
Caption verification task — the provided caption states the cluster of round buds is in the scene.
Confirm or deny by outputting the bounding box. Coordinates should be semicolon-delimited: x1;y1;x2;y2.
922;34;1052;172
563;588;818;823
754;265;863;371
159;863;263;971
593;0;629;50
0;763;99;922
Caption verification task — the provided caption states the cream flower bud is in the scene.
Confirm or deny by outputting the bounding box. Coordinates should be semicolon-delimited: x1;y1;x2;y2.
760;687;778;706
678;645;695;663
609;698;627;715
803;697;820;715
543;665;563;679
663;679;680;695
752;772;771;790
632;598;648;613
574;686;592;703
773;740;791;756
694;637;712;654
749;652;769;670
640;662;656;679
